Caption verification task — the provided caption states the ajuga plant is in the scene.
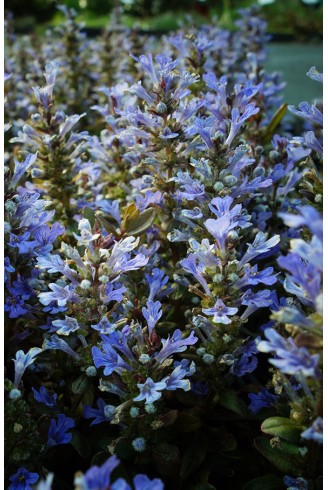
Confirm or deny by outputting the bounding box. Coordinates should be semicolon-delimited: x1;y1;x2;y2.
4;4;322;490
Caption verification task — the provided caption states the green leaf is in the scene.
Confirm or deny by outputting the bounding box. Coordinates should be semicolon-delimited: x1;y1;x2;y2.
254;437;304;474
243;474;283;490
261;417;302;442
124;207;156;236
179;432;208;479
219;390;248;417
71;374;90;395
262;104;288;144
83;207;95;228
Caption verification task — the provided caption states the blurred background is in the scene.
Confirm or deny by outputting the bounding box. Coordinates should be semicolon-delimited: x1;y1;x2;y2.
4;0;323;105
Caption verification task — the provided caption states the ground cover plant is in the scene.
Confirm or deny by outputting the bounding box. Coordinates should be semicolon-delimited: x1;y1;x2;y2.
4;4;323;489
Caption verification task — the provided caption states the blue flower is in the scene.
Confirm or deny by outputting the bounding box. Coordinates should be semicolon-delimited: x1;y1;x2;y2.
13;347;42;388
307;66;323;83
9;467;39;490
240;289;273;320
47;414;75;447
32;386;57;407
39;283;80;307
43;335;80;360
142;300;162;335
91;316;117;334
52;316;80;335
288;101;322;126
92;342;131;376
10;153;38;189
145;268;169;301
257;328;320;377
162;365;191;392
82;455;120;490
203;299;238;324
180;253;212;296
248;388;279;413
301;416;323;444
134;377;167;404
155;329;198;365
83;398;116;425
283;475;308;490
236;264;278;288
238;232;280;270
132;474;164;490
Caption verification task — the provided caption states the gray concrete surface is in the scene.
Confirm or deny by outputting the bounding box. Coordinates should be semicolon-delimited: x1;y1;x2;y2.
264;42;323;105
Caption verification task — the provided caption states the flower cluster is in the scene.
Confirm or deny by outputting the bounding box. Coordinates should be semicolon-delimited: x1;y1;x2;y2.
4;4;322;489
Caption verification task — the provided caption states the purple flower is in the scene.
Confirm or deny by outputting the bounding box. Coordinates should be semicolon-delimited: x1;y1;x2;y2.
32;386;57;407
248;388;279;413
257;328;320;377
9;467;39;490
159;127;179;139
301;417;323;444
142;300;162;335
134;377;167;404
203;299;238;324
83;398;116;425
47;414;75;447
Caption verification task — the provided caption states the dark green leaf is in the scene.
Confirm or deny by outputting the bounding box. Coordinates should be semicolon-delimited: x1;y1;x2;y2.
179;432;208;479
219;390;248;417
153;442;181;477
71;374;90;395
70;431;90;458
254;437;304;474
95;213;118;235
125;208;156;236
243;474;283;490
175;412;202;432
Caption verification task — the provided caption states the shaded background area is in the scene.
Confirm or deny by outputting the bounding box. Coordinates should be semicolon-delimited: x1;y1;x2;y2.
4;0;323;105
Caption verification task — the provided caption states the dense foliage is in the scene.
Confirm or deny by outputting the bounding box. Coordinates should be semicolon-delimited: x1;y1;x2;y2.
4;5;323;490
